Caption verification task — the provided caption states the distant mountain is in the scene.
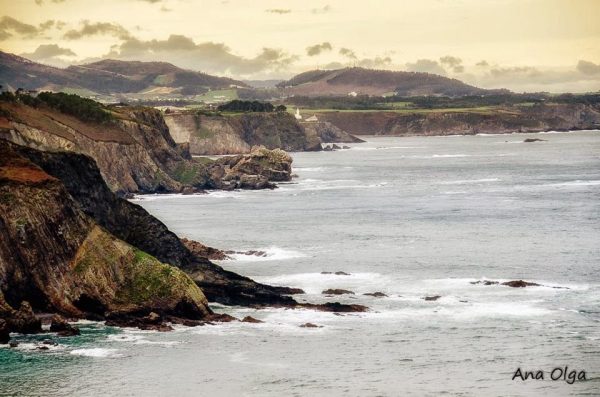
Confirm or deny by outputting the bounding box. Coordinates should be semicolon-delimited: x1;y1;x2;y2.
0;51;248;96
277;67;499;97
243;79;284;89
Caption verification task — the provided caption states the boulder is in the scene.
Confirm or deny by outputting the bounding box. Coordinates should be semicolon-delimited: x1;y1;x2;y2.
241;316;263;323
523;138;546;143
502;280;540;288
0;319;9;344
322;289;355;295
470;280;499;286
50;315;81;336
423;295;441;301
7;302;42;334
300;323;321;328
363;292;388;298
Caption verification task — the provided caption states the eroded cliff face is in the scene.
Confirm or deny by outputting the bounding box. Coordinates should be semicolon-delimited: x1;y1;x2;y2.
316;103;600;135
164;111;361;155
0;102;295;194
0;141;211;327
3;140;302;310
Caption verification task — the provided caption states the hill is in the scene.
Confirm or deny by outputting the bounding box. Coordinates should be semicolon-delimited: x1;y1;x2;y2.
0;51;248;96
277;67;498;97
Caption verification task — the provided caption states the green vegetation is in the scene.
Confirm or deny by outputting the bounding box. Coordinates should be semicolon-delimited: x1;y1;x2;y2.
218;99;276;113
0;89;113;123
194;88;238;103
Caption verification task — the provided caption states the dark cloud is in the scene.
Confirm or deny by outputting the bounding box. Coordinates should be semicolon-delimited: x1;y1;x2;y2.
311;5;331;14
103;34;298;76
476;60;489;67
63;21;132;40
266;9;291;14
339;47;357;60
306;42;332;56
576;60;600;75
405;59;447;75
21;43;75;59
0;16;42;40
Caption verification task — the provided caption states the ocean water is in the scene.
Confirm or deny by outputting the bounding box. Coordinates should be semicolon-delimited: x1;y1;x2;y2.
2;131;600;396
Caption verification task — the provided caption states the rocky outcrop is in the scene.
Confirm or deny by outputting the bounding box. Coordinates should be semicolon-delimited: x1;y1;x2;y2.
316;103;600;136
164;111;362;155
0;140;212;343
0;101;294;195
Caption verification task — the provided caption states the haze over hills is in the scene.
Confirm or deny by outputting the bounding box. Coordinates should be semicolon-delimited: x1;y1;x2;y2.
277;67;503;97
0;51;248;96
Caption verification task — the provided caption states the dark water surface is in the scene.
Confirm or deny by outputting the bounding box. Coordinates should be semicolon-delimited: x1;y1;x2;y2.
2;131;599;396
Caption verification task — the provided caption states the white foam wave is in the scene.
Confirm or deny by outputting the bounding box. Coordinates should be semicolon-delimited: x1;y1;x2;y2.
254;272;387;295
70;348;121;358
438;178;500;185
228;246;306;262
545;180;600;187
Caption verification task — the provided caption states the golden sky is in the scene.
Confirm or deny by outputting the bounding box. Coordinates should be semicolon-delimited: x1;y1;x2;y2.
1;0;599;92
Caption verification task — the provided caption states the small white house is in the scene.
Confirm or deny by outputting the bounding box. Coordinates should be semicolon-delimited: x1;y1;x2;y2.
305;115;318;122
294;108;302;120
348;91;358;97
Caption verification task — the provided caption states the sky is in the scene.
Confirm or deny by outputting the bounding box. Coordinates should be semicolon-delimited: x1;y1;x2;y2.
1;0;600;92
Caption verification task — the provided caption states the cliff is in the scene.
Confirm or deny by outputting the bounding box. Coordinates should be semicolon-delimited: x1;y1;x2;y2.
0;140;211;335
164;111;361;155
316;103;600;136
0;97;293;194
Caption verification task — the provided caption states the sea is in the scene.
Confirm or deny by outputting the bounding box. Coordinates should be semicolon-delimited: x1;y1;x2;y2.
1;131;599;396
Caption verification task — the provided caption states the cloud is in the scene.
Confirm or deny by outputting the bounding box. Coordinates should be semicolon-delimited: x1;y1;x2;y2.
311;5;331;14
356;56;392;68
576;60;600;75
266;9;291;14
405;59;447;75
476;60;489;67
20;43;76;67
489;66;542;79
0;16;45;40
63;21;132;40
339;47;357;60
137;0;162;3
306;42;332;56
439;55;464;73
160;6;172;12
102;34;298;77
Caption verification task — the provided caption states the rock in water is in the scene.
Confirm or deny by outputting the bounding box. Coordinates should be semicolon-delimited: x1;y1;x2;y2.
502;280;540;288
0;319;9;344
423;295;442;301
50;315;81;336
8;302;42;334
363;292;388;297
322;289;355;295
523;138;546;143
241;316;263;323
300;323;321;328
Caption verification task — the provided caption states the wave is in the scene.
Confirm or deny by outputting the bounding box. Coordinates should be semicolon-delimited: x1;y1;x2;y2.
545;180;600;187
70;348;121;358
438;178;500;185
228;246;307;262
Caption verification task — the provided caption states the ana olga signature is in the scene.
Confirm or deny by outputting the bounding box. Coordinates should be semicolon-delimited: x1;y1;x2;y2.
512;367;587;384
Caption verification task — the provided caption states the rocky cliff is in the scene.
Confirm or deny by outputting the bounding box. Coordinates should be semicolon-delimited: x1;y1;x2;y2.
164;111;361;155
315;103;600;136
0;140;212;339
0;98;294;194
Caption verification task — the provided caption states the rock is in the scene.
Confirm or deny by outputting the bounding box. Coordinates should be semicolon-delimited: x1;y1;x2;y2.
423;295;441;301
205;313;238;323
0;319;9;344
50;315;81;336
322;289;355;295
321;271;351;276
363;292;388;297
342;146;351;149
9;341;19;348
323;145;334;151
300;323;321;328
523;138;546;143
303;302;368;313
37;345;50;350
8;302;42;334
502;280;541;288
181;238;230;260
331;144;342;150
241;316;263;324
144;312;162;324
